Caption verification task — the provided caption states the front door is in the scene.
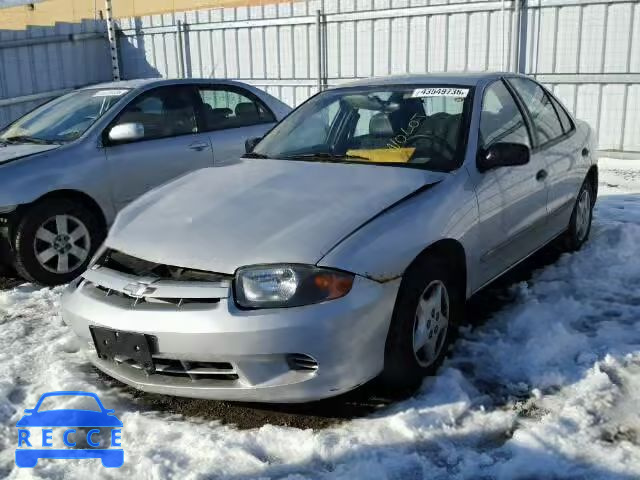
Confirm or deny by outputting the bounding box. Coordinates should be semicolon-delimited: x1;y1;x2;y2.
104;85;214;210
473;79;549;286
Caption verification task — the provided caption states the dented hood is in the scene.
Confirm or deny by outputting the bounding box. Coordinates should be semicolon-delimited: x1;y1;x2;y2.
107;159;444;273
0;143;59;165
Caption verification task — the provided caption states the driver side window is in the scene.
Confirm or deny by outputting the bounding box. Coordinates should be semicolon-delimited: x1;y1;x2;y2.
480;81;531;149
115;86;198;141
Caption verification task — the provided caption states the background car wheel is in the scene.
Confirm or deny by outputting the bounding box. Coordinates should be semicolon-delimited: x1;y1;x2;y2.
13;198;105;286
380;255;464;394
564;178;594;252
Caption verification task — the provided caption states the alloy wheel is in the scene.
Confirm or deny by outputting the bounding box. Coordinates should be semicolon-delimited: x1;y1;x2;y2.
33;214;91;274
575;188;591;242
412;280;450;368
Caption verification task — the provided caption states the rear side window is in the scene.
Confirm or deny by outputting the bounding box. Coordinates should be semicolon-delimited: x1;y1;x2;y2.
479;80;531;149
507;77;564;146
549;94;574;134
197;87;275;131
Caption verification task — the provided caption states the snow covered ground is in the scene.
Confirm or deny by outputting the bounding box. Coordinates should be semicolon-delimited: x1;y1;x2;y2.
1;158;639;479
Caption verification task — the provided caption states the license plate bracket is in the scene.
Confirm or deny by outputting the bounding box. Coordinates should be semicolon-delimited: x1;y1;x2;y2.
90;326;156;374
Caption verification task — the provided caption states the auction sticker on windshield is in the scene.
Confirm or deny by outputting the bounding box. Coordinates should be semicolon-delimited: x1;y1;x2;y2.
92;89;128;97
411;87;469;98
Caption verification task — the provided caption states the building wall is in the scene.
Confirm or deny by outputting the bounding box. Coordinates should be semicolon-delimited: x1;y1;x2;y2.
0;0;288;29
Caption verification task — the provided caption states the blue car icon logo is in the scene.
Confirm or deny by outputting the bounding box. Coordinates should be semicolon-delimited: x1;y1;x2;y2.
15;391;123;468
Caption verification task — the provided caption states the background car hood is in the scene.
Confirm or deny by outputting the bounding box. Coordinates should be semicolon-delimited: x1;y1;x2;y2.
108;159;445;273
0;144;59;165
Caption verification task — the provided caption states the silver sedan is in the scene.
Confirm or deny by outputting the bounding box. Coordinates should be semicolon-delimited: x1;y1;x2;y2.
0;78;290;285
62;73;597;403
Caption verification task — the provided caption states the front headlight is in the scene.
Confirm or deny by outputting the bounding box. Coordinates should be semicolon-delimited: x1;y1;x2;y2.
234;264;354;309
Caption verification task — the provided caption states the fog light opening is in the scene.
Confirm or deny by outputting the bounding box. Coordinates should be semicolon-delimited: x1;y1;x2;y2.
286;353;319;372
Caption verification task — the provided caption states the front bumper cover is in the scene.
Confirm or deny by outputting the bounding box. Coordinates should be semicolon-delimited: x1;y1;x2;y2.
62;273;400;403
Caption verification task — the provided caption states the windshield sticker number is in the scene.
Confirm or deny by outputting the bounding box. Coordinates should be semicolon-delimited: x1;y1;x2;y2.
93;90;128;97
411;88;469;98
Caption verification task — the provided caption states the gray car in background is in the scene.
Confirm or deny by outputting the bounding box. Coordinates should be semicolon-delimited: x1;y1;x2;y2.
62;73;598;403
0;78;291;285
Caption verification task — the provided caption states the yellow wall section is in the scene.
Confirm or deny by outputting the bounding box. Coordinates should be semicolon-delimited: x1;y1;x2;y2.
0;0;291;30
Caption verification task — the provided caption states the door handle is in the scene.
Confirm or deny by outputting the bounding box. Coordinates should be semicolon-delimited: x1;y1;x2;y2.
581;147;590;157
188;142;209;152
536;169;548;181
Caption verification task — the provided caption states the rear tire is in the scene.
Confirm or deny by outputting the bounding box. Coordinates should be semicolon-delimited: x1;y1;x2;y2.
13;198;104;286
380;255;464;393
563;178;593;252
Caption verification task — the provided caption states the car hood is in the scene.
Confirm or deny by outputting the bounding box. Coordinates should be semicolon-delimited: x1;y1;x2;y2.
0;143;59;165
16;410;123;427
108;159;445;273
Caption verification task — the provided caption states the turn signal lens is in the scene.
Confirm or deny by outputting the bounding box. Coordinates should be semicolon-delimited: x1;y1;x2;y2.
313;273;354;299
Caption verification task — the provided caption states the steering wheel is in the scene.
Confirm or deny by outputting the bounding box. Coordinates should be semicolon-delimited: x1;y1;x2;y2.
404;133;456;160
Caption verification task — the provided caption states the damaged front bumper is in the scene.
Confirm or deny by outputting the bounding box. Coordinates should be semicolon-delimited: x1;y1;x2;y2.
61;262;400;403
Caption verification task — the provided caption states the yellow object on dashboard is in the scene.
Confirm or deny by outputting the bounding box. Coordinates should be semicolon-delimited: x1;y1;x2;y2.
346;148;416;164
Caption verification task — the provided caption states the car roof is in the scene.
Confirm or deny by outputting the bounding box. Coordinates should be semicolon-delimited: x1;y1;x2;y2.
334;72;516;89
80;77;257;91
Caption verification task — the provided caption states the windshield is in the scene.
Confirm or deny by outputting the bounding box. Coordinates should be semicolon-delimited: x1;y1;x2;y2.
252;85;473;171
0;88;129;144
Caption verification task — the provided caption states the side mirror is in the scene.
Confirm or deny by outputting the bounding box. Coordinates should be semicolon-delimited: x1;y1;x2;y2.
245;136;262;154
108;122;145;143
477;142;530;173
23;409;34;414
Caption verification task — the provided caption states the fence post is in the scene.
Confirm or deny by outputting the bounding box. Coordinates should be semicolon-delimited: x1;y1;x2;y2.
104;0;121;81
322;11;328;89
316;9;324;92
517;0;528;73
511;0;521;72
177;20;185;78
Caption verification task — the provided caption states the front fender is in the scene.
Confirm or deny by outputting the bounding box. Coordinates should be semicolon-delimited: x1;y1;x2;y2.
0;142;115;224
317;169;481;297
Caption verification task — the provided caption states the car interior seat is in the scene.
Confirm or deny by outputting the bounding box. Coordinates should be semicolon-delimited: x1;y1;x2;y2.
234;102;260;126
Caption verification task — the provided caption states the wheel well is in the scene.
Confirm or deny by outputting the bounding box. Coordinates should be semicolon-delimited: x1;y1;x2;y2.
408;239;467;296
15;190;107;233
586;165;598;205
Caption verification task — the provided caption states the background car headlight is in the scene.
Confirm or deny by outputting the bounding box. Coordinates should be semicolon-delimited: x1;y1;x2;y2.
235;264;354;309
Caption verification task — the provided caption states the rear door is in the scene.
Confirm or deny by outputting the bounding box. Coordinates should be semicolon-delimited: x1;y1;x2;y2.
195;84;279;165
506;77;586;236
104;85;214;210
473;79;549;285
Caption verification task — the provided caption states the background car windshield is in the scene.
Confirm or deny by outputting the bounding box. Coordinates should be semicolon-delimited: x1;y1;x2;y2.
253;85;472;171
37;395;101;412
0;89;128;144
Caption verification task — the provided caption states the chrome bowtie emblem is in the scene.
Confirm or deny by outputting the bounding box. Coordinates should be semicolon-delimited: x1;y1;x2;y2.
123;282;155;298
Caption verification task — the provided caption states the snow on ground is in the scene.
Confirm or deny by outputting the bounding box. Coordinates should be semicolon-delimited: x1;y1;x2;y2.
1;158;640;479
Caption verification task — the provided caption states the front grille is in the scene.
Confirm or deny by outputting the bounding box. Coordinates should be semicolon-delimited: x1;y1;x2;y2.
81;250;232;308
89;283;220;307
117;356;239;381
97;249;231;283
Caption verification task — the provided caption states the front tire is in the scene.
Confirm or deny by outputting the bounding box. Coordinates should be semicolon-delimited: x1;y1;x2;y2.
380;255;464;393
564;178;593;252
13;198;104;286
